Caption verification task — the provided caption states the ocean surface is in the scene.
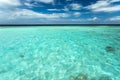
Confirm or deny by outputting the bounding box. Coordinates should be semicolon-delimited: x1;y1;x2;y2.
0;26;120;80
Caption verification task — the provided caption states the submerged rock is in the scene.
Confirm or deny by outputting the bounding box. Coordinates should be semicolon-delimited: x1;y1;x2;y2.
69;73;113;80
76;74;88;80
0;70;7;74
69;74;88;80
99;76;112;80
90;77;96;80
105;46;115;53
19;54;25;58
69;76;76;80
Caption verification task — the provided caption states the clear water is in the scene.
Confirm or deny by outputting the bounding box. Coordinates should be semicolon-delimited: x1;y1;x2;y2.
0;26;120;80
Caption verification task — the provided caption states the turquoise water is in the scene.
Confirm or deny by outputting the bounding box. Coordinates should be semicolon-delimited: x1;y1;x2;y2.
0;26;120;80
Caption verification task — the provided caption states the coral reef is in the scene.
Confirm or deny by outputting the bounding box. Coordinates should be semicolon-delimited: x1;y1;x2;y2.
69;73;112;80
105;46;115;53
99;76;112;80
69;73;87;80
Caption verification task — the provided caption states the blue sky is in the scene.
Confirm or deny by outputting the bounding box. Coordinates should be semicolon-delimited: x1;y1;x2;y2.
0;0;120;24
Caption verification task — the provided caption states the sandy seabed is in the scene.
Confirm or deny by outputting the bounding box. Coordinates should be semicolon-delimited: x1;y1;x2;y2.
0;26;120;80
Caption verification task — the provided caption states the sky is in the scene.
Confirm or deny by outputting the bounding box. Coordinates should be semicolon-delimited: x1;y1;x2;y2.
0;0;120;24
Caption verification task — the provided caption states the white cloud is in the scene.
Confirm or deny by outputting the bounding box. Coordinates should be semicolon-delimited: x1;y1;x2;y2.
86;0;120;12
47;8;69;12
73;12;81;17
87;1;109;9
0;9;70;21
13;9;69;19
23;0;54;8
69;3;82;10
0;0;21;7
87;17;98;21
110;0;120;2
24;2;34;7
93;5;120;12
109;16;120;21
36;0;53;3
47;9;61;11
63;6;69;11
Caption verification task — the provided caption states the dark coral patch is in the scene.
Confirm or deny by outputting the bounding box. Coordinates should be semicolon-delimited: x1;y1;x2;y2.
69;73;112;80
90;78;96;80
0;70;7;74
76;74;88;80
99;76;112;80
105;46;115;53
19;54;25;58
69;76;76;80
69;74;88;80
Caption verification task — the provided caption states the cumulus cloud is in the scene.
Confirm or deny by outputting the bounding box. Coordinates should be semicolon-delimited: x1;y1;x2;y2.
0;0;71;23
73;12;81;17
47;9;61;11
0;9;70;21
93;5;120;12
109;16;120;21
36;0;53;3
69;3;82;10
86;0;120;12
110;0;120;2
24;2;34;7
87;17;98;21
47;8;69;12
0;0;119;24
0;0;21;7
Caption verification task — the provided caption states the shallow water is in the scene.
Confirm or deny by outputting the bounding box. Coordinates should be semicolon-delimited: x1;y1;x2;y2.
0;26;120;80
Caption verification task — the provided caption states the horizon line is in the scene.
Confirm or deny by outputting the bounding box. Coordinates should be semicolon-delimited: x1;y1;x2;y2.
0;24;120;27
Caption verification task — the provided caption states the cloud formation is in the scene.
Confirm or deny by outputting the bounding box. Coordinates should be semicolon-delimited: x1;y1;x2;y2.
0;0;120;24
110;16;120;21
0;0;20;7
69;3;82;10
73;12;81;17
0;9;69;20
86;0;120;12
36;0;53;3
